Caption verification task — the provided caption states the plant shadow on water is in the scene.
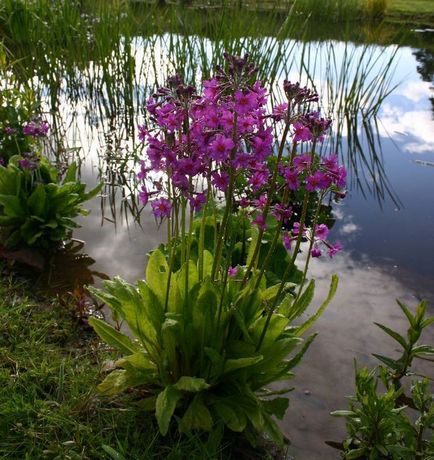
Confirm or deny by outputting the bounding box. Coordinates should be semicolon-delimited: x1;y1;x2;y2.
2;3;434;458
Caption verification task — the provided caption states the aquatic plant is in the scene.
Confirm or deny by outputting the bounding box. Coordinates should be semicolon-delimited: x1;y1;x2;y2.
89;54;346;447
331;299;434;459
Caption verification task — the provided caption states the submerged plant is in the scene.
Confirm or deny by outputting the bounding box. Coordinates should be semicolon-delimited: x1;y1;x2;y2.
89;54;346;447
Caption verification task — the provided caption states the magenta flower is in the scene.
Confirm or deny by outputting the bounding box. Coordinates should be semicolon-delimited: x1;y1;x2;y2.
305;171;331;192
22;120;49;137
203;78;220;100
271;103;288;121
311;247;322;258
139;186;149;206
189;192;207;213
255;193;268;209
138;125;147;142
3;127;17;135
211;171;229;191
234;90;258;115
227;266;238;277
249;171;268;192
209;134;234;162
315;224;329;240
282;231;292;251
327;242;342;258
151;198;172;219
18;158;38;170
292;122;312;142
282;167;300;191
252;214;266;231
272;204;292;223
238;197;250;208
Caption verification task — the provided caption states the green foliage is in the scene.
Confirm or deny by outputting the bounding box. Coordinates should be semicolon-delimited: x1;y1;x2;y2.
332;299;434;459
0;278;250;460
0;159;101;249
89;249;338;445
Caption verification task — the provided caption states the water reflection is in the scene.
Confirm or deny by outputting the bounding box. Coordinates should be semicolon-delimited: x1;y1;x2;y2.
280;251;434;459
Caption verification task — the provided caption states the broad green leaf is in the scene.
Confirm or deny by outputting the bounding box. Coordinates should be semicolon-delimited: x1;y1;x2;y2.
27;184;46;216
192;277;218;338
201;250;214;278
172;376;210;392
287;279;315;321
82;182;103;201
0;194;24;217
89;279;159;351
176;260;199;300
156;386;182;435
63;162;78;183
214;403;247;432
262;412;283;446
88;316;138;355
261;397;289;420
116;352;156;372
223;355;263;374
251;314;289;348
145;249;169;306
296;275;338;336
97;369;149;396
179;395;213;432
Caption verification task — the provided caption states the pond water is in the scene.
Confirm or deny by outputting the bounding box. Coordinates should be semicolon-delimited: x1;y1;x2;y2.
20;23;434;459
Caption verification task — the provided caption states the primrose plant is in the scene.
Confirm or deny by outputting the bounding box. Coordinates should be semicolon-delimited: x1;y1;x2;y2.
89;54;347;446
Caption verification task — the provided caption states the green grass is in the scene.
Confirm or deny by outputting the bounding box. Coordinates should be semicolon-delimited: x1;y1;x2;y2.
0;276;285;459
387;0;434;25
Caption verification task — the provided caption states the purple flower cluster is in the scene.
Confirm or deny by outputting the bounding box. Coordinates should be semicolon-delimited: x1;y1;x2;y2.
137;54;346;259
22;120;49;137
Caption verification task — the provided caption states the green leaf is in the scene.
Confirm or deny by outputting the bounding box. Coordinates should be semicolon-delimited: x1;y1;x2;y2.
97;369;149;396
287;279;315;321
145;249;169;306
176;260;199;300
101;445;126;460
296;275;338;336
63;162;78;183
284;333;317;370
396;299;415;328
214;403;247;432
246;226;259;267
374;322;408;349
223;355;263;374
201;250;214;278
116;352;156;372
172;376;210;392
82;181;103;201
88;317;138;355
156;386;182;435
179;395;213;432
0;194;24;217
262;397;289;420
330;410;357;417
27;184;46;216
345;447;366;459
372;353;402;371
